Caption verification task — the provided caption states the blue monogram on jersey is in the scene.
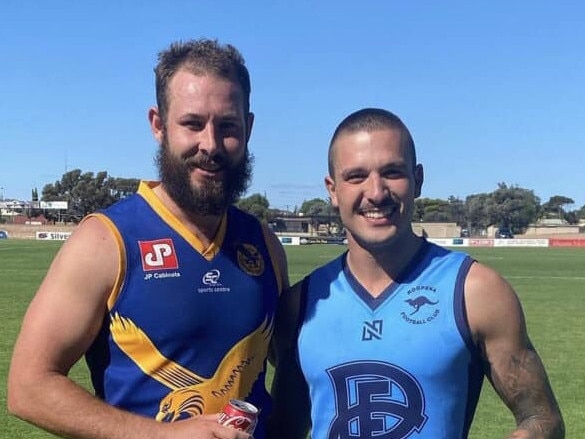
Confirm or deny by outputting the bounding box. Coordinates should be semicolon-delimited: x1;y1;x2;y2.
326;361;427;438
362;320;383;341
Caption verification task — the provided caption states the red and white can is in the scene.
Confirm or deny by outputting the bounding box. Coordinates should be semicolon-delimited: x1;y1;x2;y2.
217;399;258;434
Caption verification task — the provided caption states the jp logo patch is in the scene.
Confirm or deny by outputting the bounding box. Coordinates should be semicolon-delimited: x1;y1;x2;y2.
139;239;179;271
327;361;427;438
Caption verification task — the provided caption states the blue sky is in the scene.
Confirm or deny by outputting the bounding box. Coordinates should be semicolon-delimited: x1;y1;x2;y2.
2;1;584;211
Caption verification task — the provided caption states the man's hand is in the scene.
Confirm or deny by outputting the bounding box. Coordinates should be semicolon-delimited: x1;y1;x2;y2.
162;414;254;439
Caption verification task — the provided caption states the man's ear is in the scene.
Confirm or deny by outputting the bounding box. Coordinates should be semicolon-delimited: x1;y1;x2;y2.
246;112;255;143
414;164;424;198
148;107;164;144
325;175;339;208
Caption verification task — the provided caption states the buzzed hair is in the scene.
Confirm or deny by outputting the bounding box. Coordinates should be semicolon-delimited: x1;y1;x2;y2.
328;108;417;177
154;38;251;123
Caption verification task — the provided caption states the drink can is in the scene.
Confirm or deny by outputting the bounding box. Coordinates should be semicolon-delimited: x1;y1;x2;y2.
217;399;258;434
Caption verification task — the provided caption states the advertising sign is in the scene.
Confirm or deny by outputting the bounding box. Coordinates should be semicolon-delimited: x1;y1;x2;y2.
36;231;72;241
40;201;69;210
494;239;549;247
549;239;585;247
278;236;301;245
469;239;494;247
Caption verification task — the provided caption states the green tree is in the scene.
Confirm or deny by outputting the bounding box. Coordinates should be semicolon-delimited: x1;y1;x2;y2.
26;187;42;219
107;178;141;199
489;183;540;233
299;198;330;216
465;193;494;231
447;196;466;226
541;195;575;221
236;193;270;221
414;199;426;222
564;210;579;225
41;169;139;223
414;198;459;223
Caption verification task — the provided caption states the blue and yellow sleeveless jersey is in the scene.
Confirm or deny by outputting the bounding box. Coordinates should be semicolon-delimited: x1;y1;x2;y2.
297;241;483;439
84;181;282;437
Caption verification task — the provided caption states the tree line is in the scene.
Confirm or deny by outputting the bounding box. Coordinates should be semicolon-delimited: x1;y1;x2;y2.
28;170;585;234
36;170;140;223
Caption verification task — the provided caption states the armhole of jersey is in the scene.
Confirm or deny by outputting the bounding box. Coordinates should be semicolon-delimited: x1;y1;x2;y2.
454;256;479;355
84;213;127;311
454;256;485;436
261;222;284;295
294;276;311;367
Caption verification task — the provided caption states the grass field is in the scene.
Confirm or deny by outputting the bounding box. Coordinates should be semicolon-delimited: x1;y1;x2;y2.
0;240;583;438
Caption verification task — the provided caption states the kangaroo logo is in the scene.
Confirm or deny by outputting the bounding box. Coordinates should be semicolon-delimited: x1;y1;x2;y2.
405;296;438;315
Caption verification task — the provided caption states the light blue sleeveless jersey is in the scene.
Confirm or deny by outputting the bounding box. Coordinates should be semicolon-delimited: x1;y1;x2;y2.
297;242;483;439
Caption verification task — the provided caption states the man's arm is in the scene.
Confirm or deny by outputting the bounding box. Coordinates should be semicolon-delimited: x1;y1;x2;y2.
7;217;250;439
263;226;290;294
266;281;311;439
465;262;565;439
263;226;290;366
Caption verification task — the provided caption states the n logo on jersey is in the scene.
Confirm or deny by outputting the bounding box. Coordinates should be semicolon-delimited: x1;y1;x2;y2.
362;320;383;341
327;361;427;438
139;239;179;271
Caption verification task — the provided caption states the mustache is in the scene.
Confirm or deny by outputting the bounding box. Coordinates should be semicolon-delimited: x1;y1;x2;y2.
183;153;228;171
360;197;400;210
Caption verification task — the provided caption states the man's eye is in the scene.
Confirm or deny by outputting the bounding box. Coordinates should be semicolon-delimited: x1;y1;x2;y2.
384;169;405;179
346;174;365;183
221;122;240;133
185;121;204;131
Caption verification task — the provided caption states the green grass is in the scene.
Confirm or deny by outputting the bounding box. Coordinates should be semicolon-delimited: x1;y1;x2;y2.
0;241;583;438
0;241;101;438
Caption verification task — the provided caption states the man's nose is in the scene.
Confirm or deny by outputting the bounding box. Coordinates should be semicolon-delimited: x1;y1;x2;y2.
365;174;388;203
199;123;222;156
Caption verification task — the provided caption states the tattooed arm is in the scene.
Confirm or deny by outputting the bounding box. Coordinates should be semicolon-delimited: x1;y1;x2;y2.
465;262;565;439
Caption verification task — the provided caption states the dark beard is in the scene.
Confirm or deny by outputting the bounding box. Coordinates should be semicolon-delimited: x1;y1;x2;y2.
156;139;253;216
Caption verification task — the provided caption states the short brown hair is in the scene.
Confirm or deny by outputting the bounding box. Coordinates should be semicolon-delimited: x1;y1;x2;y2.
328;108;416;177
154;38;251;123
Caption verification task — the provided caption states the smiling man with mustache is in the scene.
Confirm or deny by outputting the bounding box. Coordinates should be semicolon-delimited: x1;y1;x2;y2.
268;108;564;439
8;39;288;439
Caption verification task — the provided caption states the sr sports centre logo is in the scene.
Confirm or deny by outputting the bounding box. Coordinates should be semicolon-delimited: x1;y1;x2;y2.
198;269;230;293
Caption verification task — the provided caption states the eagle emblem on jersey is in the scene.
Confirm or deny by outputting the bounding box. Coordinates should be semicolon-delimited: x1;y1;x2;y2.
109;313;272;420
236;243;265;276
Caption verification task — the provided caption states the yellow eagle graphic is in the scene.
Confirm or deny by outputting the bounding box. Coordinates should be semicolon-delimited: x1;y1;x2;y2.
109;313;272;421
